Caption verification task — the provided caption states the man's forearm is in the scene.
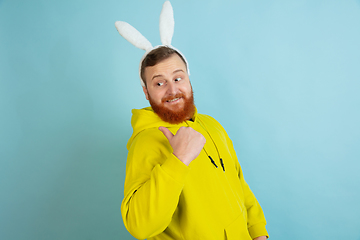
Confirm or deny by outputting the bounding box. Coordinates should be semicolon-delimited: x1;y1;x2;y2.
122;153;189;239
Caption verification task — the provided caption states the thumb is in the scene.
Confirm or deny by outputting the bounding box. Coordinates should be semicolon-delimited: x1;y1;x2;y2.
159;126;174;142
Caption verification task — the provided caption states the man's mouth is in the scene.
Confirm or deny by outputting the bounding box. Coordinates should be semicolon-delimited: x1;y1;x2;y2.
166;97;181;103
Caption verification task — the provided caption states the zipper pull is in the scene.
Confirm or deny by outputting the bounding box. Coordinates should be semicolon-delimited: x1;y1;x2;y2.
220;158;225;172
208;156;218;168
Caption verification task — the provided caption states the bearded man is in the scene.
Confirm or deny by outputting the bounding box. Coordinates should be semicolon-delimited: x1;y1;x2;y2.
121;46;269;240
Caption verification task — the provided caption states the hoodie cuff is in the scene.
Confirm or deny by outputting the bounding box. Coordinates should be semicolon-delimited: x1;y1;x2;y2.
248;223;269;239
161;153;190;186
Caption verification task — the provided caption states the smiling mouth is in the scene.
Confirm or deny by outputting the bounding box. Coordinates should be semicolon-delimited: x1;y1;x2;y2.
166;97;181;103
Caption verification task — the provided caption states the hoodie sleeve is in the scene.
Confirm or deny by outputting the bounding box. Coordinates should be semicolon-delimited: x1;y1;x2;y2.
121;128;190;239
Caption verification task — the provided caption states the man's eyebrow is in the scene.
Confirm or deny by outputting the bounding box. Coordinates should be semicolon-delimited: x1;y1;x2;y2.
151;69;185;81
173;69;184;74
152;74;163;81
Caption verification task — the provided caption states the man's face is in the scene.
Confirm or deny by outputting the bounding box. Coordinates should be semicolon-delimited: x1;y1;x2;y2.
143;54;195;124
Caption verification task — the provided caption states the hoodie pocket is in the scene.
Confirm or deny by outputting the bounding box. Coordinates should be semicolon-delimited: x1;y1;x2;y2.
224;215;252;240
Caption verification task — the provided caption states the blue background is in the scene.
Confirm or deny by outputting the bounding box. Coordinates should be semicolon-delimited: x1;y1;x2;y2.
1;0;360;239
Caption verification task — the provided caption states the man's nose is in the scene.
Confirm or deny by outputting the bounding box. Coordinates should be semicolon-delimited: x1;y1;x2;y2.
166;81;178;95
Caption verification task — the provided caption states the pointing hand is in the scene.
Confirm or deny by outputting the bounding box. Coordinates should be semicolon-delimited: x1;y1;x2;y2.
159;126;206;166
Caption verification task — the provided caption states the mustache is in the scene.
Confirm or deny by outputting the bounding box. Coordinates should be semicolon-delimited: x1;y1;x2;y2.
161;93;185;103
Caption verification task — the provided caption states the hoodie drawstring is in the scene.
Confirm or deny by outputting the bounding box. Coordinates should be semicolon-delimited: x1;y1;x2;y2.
187;119;225;172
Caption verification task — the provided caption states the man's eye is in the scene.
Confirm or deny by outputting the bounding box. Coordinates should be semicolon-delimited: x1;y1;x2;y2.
157;82;164;86
175;77;182;82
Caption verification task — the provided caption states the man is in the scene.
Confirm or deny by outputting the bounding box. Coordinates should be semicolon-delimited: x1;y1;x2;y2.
121;46;269;240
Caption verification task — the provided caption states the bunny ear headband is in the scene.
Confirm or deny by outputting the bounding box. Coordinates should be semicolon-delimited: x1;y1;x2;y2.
115;1;189;87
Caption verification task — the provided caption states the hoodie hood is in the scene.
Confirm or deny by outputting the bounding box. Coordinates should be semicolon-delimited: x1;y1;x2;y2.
126;106;198;150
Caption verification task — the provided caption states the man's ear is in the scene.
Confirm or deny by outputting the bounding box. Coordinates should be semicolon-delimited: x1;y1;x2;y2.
142;86;149;100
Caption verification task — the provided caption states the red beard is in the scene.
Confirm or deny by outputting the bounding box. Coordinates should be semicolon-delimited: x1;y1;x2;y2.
149;91;196;124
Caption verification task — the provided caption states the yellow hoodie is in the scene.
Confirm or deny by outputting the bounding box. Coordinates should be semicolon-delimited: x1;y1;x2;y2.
122;107;268;240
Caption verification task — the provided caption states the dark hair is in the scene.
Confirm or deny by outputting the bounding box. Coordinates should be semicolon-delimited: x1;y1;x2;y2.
140;46;187;86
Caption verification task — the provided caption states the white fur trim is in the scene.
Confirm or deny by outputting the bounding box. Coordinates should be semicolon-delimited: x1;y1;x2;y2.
159;1;174;46
115;21;152;51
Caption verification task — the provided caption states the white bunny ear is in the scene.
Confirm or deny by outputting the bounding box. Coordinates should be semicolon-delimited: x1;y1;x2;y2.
115;21;153;51
159;1;174;46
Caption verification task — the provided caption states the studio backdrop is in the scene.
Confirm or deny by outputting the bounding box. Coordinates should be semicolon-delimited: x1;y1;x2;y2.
1;0;359;239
